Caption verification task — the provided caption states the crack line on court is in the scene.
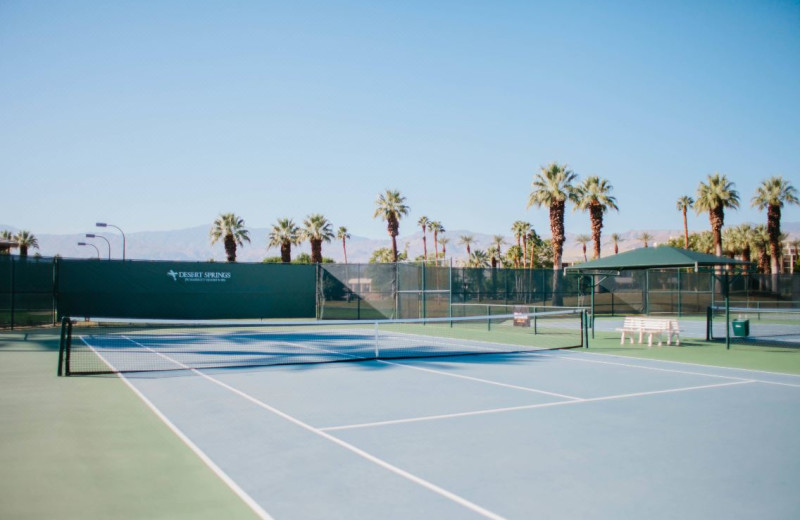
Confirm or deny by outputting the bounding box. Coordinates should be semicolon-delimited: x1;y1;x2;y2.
319;380;755;431
117;336;510;520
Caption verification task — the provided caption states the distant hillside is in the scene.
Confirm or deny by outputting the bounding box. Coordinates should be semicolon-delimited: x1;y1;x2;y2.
2;222;797;264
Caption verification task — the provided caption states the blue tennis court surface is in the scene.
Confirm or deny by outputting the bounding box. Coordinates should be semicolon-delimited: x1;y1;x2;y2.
119;349;799;519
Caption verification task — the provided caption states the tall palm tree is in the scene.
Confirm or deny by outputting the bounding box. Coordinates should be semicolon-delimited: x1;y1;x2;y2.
459;234;474;258
268;218;300;263
491;235;505;260
575;234;591;262
752;176;799;274
676;196;694;249
575;176;618;259
209;213;250;262
610;233;622;255
373;190;409;262
337;226;350;264
15;230;39;257
438;236;449;264
466;250;490;268
695;173;740;257
417;216;430;263
301;214;334;263
528;162;579;272
528;162;579;305
638;232;653;248
428;221;444;264
511;221;532;267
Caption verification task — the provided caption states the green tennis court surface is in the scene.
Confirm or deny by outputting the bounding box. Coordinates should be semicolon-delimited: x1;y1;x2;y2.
2;320;799;519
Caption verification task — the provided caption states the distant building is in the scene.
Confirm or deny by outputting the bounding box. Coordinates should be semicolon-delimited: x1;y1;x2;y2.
0;239;18;255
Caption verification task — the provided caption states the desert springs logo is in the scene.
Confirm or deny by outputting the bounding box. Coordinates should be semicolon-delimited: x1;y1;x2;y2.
167;269;231;283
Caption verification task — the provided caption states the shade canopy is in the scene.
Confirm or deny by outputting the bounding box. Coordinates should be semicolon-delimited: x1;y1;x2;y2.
565;246;751;273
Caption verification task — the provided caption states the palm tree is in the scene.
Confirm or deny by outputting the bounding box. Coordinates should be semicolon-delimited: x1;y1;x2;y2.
459;234;474;258
337;226;350;264
528;162;579;272
695;173;740;257
15;230;39;257
638;232;653;248
751;225;770;273
676;196;694;249
575;176;618;259
438;236;449;264
209;213;250;262
694;231;715;254
610;233;622;255
1;230;15;255
491;235;505;259
428;221;444;264
268;218;300;263
417;216;430;263
511;221;532;267
730;224;754;263
575;234;591;262
487;245;502;268
506;245;522;268
373;190;409;262
466;250;490;268
752;176;799;274
301;214;334;263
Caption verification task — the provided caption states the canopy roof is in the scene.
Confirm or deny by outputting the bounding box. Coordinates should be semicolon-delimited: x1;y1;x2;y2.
566;246;750;272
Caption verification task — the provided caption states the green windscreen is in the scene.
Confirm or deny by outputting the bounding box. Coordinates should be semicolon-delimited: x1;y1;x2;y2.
57;259;315;320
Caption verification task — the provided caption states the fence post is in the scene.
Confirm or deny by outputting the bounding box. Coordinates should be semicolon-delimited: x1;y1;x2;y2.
9;257;15;330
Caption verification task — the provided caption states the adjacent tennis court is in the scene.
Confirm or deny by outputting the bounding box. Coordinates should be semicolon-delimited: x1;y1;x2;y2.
56;314;800;520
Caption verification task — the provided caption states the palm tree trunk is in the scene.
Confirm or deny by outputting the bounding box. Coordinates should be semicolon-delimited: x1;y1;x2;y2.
224;234;237;262
768;204;781;274
342;237;348;264
682;208;689;249
550;201;565;306
590;205;603;259
311;239;322;263
710;208;724;257
421;227;428;263
281;242;291;263
433;232;439;265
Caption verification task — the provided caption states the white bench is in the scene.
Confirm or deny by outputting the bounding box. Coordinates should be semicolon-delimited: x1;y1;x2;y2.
616;317;681;347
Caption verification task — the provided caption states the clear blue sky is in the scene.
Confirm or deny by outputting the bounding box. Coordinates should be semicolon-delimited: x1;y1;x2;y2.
2;0;799;239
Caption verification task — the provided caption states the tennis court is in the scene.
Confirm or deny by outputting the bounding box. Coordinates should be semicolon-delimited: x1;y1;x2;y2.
56;313;800;520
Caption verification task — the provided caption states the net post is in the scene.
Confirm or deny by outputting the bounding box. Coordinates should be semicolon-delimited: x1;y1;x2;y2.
64;318;73;376
582;309;589;349
706;306;712;341
374;321;379;358
487;305;491;331
57;316;67;376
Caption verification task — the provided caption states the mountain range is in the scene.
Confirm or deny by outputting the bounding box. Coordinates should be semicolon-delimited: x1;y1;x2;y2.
2;223;798;264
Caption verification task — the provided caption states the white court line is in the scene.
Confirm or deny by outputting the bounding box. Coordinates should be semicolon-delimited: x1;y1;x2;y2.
319;380;755;431
79;337;276;520
117;336;509;520
540;349;800;386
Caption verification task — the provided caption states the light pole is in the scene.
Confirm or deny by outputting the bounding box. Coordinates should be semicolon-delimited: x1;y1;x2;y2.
77;242;100;259
96;222;126;260
85;233;111;260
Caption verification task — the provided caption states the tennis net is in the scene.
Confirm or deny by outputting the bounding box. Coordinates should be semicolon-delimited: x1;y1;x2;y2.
707;306;800;346
57;310;586;376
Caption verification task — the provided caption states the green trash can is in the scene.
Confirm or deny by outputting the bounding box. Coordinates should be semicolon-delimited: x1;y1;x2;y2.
732;319;750;337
